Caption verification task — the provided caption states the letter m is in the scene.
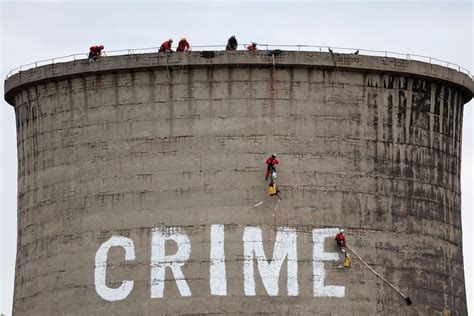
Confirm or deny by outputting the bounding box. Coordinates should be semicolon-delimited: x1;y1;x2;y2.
243;226;298;296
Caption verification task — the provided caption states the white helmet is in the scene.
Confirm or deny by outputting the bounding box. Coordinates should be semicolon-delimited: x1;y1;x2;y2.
340;229;345;233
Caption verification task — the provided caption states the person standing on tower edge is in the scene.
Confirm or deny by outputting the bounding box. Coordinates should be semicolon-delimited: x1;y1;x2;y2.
265;154;279;181
159;39;173;53
226;35;238;50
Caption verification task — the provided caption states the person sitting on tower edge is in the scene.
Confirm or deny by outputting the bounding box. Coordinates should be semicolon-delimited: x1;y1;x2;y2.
159;39;173;53
177;38;190;52
89;45;104;62
226;35;238;51
246;42;258;51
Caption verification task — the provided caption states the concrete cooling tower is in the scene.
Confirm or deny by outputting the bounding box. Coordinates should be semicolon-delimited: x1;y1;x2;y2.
4;51;474;315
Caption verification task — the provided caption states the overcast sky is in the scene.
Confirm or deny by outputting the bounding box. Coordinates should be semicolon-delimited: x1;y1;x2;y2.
1;0;472;314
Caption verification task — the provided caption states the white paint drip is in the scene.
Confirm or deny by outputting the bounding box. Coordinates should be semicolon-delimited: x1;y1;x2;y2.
150;227;192;298
210;224;227;295
312;228;345;297
243;226;298;296
94;235;135;301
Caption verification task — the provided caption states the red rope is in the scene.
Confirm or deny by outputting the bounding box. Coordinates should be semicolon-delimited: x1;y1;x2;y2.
270;55;276;154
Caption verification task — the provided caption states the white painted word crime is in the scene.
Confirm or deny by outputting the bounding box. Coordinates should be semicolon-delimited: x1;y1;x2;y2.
94;226;344;301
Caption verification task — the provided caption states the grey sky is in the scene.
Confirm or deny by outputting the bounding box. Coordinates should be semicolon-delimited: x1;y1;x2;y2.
1;0;472;314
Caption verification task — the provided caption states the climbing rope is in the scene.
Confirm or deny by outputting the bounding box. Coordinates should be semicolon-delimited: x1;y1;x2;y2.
270;54;276;154
165;53;187;84
346;245;412;305
272;198;280;229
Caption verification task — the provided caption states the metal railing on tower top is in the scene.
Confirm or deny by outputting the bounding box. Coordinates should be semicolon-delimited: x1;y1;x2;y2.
5;44;473;79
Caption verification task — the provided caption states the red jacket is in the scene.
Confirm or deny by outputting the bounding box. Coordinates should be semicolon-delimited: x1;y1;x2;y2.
266;157;279;167
335;233;346;247
177;40;190;52
90;46;102;53
160;41;173;52
247;44;257;51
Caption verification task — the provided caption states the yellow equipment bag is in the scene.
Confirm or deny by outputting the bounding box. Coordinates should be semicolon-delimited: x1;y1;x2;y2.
268;184;277;195
344;255;351;268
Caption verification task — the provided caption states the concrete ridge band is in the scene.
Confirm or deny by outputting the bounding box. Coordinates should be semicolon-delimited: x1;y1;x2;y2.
4;51;473;106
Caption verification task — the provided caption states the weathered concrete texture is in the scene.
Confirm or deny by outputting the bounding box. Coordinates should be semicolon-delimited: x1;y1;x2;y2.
4;51;473;315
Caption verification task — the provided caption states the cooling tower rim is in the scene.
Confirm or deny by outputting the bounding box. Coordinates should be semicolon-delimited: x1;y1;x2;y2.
4;51;473;106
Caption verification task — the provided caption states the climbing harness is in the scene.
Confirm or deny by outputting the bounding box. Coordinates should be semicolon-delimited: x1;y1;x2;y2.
347;245;412;305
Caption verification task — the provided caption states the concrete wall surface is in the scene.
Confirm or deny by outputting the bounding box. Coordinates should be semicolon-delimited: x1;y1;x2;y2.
4;51;473;315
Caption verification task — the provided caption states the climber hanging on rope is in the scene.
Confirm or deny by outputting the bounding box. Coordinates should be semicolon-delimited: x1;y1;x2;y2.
265;154;279;182
177;38;190;52
335;229;346;248
159;39;173;53
335;229;350;268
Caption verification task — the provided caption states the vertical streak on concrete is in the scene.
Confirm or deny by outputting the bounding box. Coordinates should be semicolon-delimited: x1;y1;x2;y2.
187;68;196;134
359;73;369;228
168;73;175;136
405;78;413;144
227;67;233;97
210;224;227;296
429;83;436;149
207;66;214;123
34;85;44;172
148;69;159;137
439;85;445;156
457;94;463;158
452;91;458;158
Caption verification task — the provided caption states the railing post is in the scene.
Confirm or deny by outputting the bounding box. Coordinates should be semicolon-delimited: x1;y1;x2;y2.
297;45;301;52
384;51;387;57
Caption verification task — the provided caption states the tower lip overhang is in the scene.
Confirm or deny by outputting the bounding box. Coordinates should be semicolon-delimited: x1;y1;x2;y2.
4;50;474;106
